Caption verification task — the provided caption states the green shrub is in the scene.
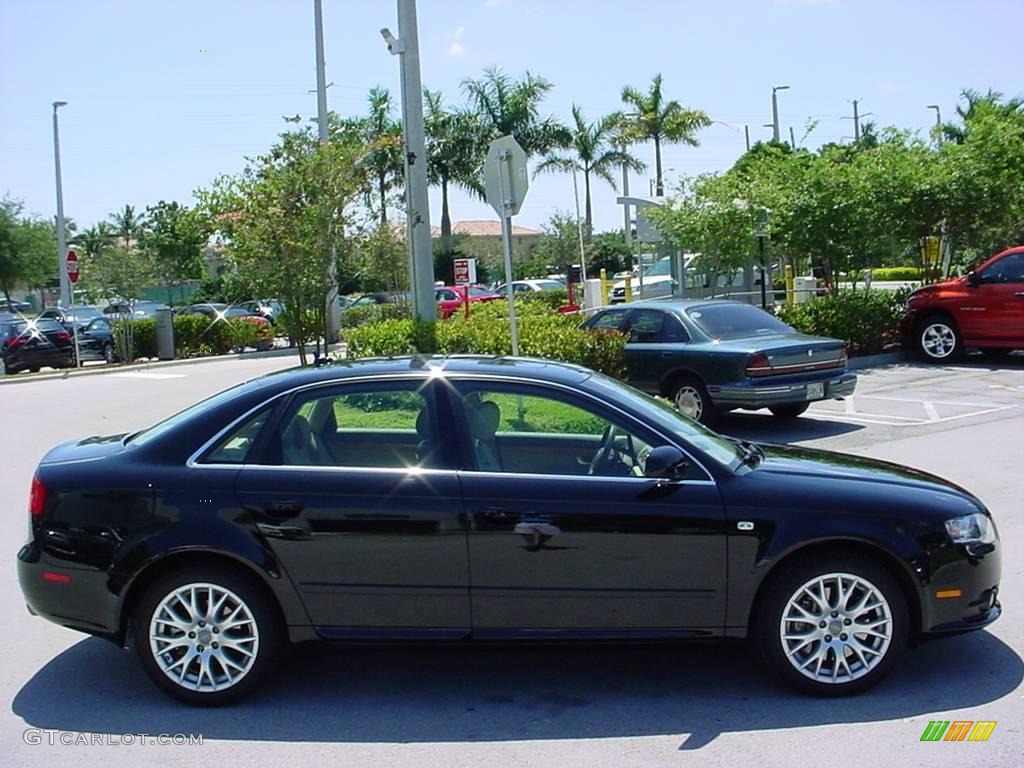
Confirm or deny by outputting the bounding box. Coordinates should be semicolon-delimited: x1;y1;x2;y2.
776;290;903;355
340;302;411;328
520;288;569;310
858;266;923;282
346;310;626;378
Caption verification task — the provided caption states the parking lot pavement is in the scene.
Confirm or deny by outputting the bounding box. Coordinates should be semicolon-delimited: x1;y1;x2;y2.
0;355;1021;768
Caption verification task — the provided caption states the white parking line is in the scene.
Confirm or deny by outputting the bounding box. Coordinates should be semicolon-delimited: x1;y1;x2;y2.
810;395;1015;427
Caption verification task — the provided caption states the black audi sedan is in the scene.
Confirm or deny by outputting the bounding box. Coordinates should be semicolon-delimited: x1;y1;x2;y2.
18;356;1001;704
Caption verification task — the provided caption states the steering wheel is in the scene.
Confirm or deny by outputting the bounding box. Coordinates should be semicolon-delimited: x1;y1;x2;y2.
588;424;638;476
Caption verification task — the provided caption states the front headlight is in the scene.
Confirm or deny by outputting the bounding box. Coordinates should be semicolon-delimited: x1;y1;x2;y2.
945;513;996;544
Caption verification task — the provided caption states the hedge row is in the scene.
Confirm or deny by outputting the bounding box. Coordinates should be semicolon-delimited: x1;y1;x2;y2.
776;289;909;355
114;316;268;360
344;303;625;378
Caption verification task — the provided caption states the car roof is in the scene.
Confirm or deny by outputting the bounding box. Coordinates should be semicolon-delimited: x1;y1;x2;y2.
601;298;748;312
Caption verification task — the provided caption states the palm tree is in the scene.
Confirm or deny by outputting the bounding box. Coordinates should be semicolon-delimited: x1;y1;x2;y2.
461;67;569;157
535;106;645;233
424;90;487;253
942;88;1024;144
109;204;145;249
72;222;114;258
620;74;710;196
362;86;404;227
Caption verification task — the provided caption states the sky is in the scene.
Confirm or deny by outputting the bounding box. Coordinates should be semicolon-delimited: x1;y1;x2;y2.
2;0;1022;236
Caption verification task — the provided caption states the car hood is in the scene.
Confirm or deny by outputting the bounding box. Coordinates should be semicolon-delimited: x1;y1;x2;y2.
40;433;130;465
753;443;981;509
909;276;967;298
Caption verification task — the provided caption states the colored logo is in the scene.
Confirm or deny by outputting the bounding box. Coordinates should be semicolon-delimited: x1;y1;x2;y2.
920;720;997;742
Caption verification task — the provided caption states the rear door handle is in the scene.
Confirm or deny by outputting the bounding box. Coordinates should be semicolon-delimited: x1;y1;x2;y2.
1014;291;1024;297
264;500;303;519
480;506;515;521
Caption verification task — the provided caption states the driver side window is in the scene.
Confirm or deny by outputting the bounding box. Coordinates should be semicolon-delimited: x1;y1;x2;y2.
455;384;666;478
978;253;1024;284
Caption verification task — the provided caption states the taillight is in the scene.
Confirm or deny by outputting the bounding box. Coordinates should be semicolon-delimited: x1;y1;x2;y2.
746;352;773;377
29;475;46;517
838;347;848;367
54;331;71;342
5;335;26;349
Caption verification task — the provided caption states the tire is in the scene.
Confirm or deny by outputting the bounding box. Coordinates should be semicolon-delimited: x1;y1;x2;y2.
978;347;1012;361
669;374;719;428
755;553;908;696
131;565;282;706
103;342;116;364
28;366;40;373
770;402;810;419
915;314;962;363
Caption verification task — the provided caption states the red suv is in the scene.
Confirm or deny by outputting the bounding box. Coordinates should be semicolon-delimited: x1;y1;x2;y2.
902;246;1024;362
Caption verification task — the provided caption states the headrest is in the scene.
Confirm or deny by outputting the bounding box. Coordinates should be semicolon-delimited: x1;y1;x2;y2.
469;400;500;441
415;409;430;438
284;415;313;448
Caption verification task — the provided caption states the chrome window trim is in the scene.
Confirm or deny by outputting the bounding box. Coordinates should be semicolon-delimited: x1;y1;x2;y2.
184;368;719;482
456;469;716;486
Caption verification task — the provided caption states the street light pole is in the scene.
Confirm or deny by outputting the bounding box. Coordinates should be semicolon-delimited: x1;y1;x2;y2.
927;104;943;144
52;101;69;308
771;85;789;143
313;0;341;345
383;0;435;322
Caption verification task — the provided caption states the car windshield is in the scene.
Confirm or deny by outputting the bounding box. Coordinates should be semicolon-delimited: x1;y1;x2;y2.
687;303;793;340
225;307;250;317
585;372;743;469
68;306;103;321
643;259;672;278
468;286;494;297
534;280;564;291
127;380;260;446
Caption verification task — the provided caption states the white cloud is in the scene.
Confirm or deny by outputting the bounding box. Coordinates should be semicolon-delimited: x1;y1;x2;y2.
447;26;465;57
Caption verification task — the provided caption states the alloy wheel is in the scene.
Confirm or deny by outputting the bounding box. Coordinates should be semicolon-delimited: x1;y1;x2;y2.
674;386;704;421
920;322;957;360
149;582;260;693
779;572;892;685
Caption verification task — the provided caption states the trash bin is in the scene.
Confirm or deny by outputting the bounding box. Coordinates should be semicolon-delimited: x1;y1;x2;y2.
155;308;175;360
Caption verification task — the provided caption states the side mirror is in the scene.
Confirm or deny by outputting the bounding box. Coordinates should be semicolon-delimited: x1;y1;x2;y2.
644;445;689;480
966;271;979;287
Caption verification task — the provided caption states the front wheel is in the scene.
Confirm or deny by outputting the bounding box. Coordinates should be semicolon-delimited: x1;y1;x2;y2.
769;402;810;419
103;342;117;364
755;555;908;696
916;316;962;362
132;566;282;705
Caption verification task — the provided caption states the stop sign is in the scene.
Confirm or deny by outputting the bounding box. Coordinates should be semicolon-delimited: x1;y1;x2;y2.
66;250;79;283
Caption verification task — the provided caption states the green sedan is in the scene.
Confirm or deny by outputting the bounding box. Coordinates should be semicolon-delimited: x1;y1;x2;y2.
582;299;857;426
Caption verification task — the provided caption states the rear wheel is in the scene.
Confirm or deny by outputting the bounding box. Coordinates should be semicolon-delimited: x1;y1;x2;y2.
669;374;718;428
770;402;810;419
755;554;908;696
103;342;116;364
132;565;282;705
915;315;962;362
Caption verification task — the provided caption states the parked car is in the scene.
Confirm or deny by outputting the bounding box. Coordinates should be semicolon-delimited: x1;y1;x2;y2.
436;285;501;319
39;305;105;329
582;300;856;425
493;279;565;294
103;300;169;318
610;256;695;303
0;298;32;313
1;317;75;374
17;356;1000;704
239;299;284;325
77;316;118;364
902;245;1024;362
176;303;274;350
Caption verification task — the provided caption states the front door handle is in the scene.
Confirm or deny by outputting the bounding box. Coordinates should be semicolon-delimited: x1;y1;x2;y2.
1014;291;1024;297
660;351;674;357
480;506;516;521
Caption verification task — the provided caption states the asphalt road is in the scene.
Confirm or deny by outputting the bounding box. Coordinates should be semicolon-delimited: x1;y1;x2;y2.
0;353;1021;767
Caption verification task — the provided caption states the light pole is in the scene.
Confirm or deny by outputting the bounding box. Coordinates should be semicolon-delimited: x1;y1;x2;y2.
313;0;341;344
52;101;70;308
755;213;770;310
382;0;435;323
771;85;790;143
927;104;943;145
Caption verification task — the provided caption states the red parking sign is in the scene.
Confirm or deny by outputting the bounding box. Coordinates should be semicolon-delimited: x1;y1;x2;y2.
66;251;79;283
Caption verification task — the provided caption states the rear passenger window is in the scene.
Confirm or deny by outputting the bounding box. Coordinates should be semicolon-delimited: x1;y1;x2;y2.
591;310;627;331
203;409;270;464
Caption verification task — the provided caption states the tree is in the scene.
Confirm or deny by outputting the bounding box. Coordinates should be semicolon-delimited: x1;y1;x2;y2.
461;67;569;157
424;89;486;253
941;88;1024;145
534;105;645;233
0;198;55;307
139;201;209;305
198;126;367;365
109;204;146;249
335;87;404;227
620;74;710;196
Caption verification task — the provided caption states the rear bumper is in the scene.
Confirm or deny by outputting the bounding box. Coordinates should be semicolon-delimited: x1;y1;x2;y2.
17;543;121;641
708;372;857;408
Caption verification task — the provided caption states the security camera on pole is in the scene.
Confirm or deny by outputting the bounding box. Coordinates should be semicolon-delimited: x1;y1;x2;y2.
484;135;529;356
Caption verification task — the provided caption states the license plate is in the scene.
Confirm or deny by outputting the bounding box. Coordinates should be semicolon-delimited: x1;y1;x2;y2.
806;382;824;400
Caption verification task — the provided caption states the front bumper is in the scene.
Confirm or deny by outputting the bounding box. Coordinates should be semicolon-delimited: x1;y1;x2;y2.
708;372;857;408
920;538;1002;636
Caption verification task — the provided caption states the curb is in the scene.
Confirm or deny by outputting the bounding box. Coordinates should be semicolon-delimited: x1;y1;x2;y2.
847;351;906;371
0;343;346;385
